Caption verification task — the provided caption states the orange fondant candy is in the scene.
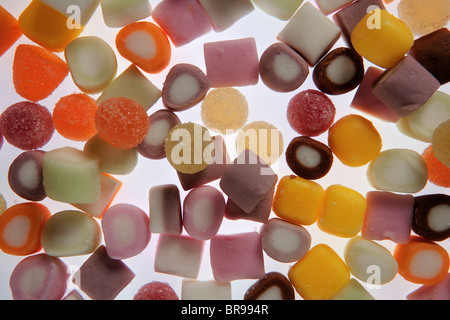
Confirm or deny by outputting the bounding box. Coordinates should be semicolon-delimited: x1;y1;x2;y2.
0;6;22;56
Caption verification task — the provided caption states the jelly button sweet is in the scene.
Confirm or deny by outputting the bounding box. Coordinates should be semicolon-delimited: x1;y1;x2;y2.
422;145;450;188
431;119;450;167
134;282;179;300
149;184;182;235
252;0;304;20
182;280;231;300
244;272;295;300
198;0;254;32
412;194;450;242
0;6;22;57
100;0;152;28
329;278;375;300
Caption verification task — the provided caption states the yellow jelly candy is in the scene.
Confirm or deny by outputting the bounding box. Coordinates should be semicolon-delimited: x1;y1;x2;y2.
288;244;351;300
351;9;414;68
272;175;324;226
318;185;367;238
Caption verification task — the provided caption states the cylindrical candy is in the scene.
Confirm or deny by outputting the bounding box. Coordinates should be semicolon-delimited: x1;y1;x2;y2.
244;272;295;300
412;194;450;242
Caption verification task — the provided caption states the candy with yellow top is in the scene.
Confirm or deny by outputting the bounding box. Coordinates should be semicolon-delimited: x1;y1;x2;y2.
288;244;351;300
351;9;414;68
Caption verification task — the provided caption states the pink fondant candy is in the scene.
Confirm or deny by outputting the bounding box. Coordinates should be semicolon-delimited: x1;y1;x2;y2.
407;274;450;300
149;184;182;235
362;191;414;244
133;281;179;300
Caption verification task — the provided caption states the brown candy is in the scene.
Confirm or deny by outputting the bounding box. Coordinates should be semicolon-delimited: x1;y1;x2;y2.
244;272;295;300
412;194;450;242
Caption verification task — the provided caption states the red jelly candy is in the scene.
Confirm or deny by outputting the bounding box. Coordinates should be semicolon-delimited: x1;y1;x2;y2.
287;89;336;137
133;281;179;300
0;101;54;150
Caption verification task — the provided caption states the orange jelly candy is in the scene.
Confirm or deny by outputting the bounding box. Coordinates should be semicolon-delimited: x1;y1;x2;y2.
422;145;450;188
0;6;22;57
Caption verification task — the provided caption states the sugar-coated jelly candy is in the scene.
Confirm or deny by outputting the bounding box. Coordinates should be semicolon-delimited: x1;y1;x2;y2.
210;232;265;282
287;89;336;137
41;210;101;257
260;218;311;263
252;0;303;20
0;203;51;256
162;64;211;112
351;9;413;68
413;194;450;242
0;6;22;57
102;203;150;260
422;145;450;188
134;282;179;300
259;42;309;93
278;2;341;66
344;237;398;285
328;114;382;167
183;186;225;241
10;253;68;300
101;0;152;28
72;245;135;300
244;272;295;300
116;21;171;74
394;236;449;286
367;149;428;194
8;151;46;201
288;244;350;300
53;93;98;142
431;119;450;168
65;36;117;94
43;147;101;204
316;0;354;15
330;278;375;300
182;279;231;300
407;274;450;300
285;136;333;180
149;184;182;235
198;0;254;32
0;101;54;150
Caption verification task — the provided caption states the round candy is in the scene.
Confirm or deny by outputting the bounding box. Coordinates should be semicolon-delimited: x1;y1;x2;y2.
422;145;450;188
431;119;450;167
133;281;179;300
412;194;450;242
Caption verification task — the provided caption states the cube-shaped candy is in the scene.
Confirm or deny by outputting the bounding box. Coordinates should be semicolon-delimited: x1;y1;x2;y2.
316;0;354;15
43;147;101;204
204;37;259;87
198;0;254;32
0;6;22;57
252;0;304;21
149;184;182;235
182;280;232;300
210;232;265;282
152;0;212;47
330;278;375;300
278;2;341;66
154;234;204;279
101;0;152;28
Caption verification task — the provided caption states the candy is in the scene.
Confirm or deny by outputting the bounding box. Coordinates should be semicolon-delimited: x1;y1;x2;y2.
422;145;450;188
96;64;162;112
149;184;182;235
84;134;138;175
351;9;414;68
65;36;117;94
273;175;325;226
42;147;101;204
0;6;22;57
313;47;364;95
328;114;382;167
210;232;265;282
204;38;259;87
0;101;54;150
220;150;278;214
0;203;51;256
431;120;450;167
367;149;428;194
134;282;179;300
406;274;450;300
101;203;150;260
287;89;336;137
183;186;225;240
0;194;6;215
372;55;440;118
198;0;254;32
329;278;375;300
259;42;309;93
277;2;341;66
154;234;204;279
260;218;311;263
116;21;171;74
201;88;249;134
13;44;69;102
72;245;135;300
362;191;414;244
41;210;101;257
162;64;210;112
394;236;449;286
10;254;68;300
412;194;450;242
252;0;304;20
53;93;98;142
285;136;333;180
137;110;181;160
152;0;212;47
182;280;231;300
344;237;398;285
318;185;367;238
8;151;45;202
95;97;150;150
100;0;152;28
316;0;355;15
288;244;350;300
244;272;295;300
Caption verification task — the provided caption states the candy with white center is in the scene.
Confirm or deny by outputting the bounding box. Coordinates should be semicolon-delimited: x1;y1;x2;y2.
181;280;231;300
100;0;152;28
198;0;254;32
252;0;304;20
413;194;450;242
244;272;295;300
149;184;182;235
316;0;355;15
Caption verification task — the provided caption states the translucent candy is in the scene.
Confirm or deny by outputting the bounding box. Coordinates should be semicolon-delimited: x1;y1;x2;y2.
422;145;450;188
134;282;179;300
431;119;450;167
0;6;22;57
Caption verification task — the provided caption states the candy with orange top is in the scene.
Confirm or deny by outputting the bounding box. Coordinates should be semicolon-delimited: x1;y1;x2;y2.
422;145;450;188
0;6;22;57
0;202;51;256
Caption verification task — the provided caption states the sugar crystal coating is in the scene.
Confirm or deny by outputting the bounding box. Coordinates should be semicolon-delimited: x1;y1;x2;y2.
422;145;450;188
133;281;179;300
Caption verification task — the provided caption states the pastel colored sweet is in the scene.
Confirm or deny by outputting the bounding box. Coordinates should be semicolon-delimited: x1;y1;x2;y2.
252;0;304;20
316;0;354;15
204;38;259;87
10;254;68;300
278;2;341;66
102;203;151;259
198;0;254;32
149;184;182;235
260;218;311;263
244;272;295;300
329;278;375;300
431;119;450;167
362;191;414;244
210;232;265;282
0;6;22;57
100;0;152;28
412;194;450;242
422;145;450;188
406;274;450;300
134;281;179;300
182;280;231;300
